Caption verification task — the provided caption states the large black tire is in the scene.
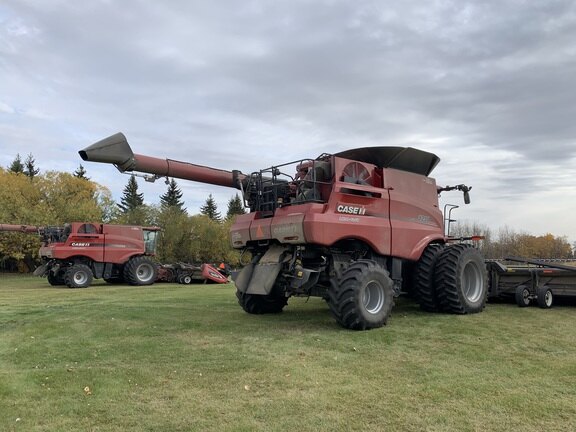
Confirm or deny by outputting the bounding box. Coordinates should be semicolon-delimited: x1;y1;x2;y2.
64;264;93;288
236;289;288;314
414;243;445;312
536;286;553;309
327;259;394;330
434;244;488;314
47;270;65;286
104;277;125;284
515;285;531;307
123;256;158;286
236;273;289;314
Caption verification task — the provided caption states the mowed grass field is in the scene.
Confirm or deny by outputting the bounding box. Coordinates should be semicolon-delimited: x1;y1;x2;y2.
0;275;575;432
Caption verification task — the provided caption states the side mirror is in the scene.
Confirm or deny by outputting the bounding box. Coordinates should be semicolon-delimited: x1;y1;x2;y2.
464;190;471;204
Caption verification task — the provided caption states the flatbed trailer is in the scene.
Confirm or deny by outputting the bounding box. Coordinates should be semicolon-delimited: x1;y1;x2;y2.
487;257;576;308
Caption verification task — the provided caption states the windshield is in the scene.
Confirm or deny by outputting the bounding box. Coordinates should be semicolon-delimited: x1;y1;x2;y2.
143;229;159;255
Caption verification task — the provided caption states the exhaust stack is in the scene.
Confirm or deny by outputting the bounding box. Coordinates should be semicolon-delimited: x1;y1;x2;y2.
79;133;246;189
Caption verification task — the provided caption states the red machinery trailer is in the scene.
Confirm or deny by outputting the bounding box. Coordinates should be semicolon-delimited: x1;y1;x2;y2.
80;132;487;330
0;222;160;288
157;262;229;284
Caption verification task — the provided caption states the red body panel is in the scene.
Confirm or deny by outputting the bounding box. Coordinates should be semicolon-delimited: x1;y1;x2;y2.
102;224;148;263
385;169;444;260
270;209;306;244
231;213;253;248
39;223;155;264
229;156;445;262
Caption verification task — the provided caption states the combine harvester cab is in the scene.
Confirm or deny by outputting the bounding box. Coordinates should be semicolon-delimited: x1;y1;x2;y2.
80;132;487;329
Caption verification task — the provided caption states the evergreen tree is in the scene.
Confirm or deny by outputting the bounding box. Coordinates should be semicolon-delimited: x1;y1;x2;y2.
23;153;40;178
200;194;221;221
226;193;245;220
8;154;24;173
74;164;89;180
117;175;144;213
160;178;186;212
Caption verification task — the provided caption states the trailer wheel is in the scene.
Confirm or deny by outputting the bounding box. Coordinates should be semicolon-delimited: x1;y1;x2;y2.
435;244;488;314
123;256;158;286
536;286;553;309
414;243;445;312
327;259;394;330
64;264;93;288
515;285;531;307
182;275;192;284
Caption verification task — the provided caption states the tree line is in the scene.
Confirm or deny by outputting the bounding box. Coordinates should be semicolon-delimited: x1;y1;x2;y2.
0;154;245;272
448;222;574;260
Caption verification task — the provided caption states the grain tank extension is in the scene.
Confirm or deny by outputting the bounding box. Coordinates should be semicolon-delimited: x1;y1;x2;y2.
80;132;487;330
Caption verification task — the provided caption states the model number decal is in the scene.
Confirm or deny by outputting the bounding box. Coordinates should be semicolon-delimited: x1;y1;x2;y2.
339;216;360;223
337;205;366;215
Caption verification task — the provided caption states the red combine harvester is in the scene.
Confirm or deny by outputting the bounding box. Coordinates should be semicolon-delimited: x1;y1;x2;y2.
0;222;160;288
80;132;488;329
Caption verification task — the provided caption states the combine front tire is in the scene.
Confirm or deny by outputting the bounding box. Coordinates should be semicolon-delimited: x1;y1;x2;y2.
414;243;445;312
123;256;158;286
64;264;93;288
434;244;488;314
327;259;394;330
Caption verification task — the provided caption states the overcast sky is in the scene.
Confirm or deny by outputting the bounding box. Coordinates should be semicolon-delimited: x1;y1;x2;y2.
1;1;575;241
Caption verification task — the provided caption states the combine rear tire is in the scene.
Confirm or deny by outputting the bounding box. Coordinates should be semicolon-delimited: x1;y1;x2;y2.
536;286;553;308
414;243;445;312
327;259;394;330
47;271;65;286
123;256;157;286
236;273;288;314
64;264;93;288
104;277;125;284
435;244;487;314
515;285;531;307
236;290;288;314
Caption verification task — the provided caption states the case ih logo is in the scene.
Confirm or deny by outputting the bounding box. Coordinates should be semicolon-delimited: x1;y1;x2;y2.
71;242;91;247
337;204;366;215
208;270;226;280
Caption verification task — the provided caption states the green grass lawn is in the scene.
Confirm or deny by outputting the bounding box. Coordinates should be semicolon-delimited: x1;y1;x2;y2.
0;274;575;432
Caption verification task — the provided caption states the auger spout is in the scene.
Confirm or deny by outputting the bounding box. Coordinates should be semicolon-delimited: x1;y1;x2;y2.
79;132;246;189
0;224;40;233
